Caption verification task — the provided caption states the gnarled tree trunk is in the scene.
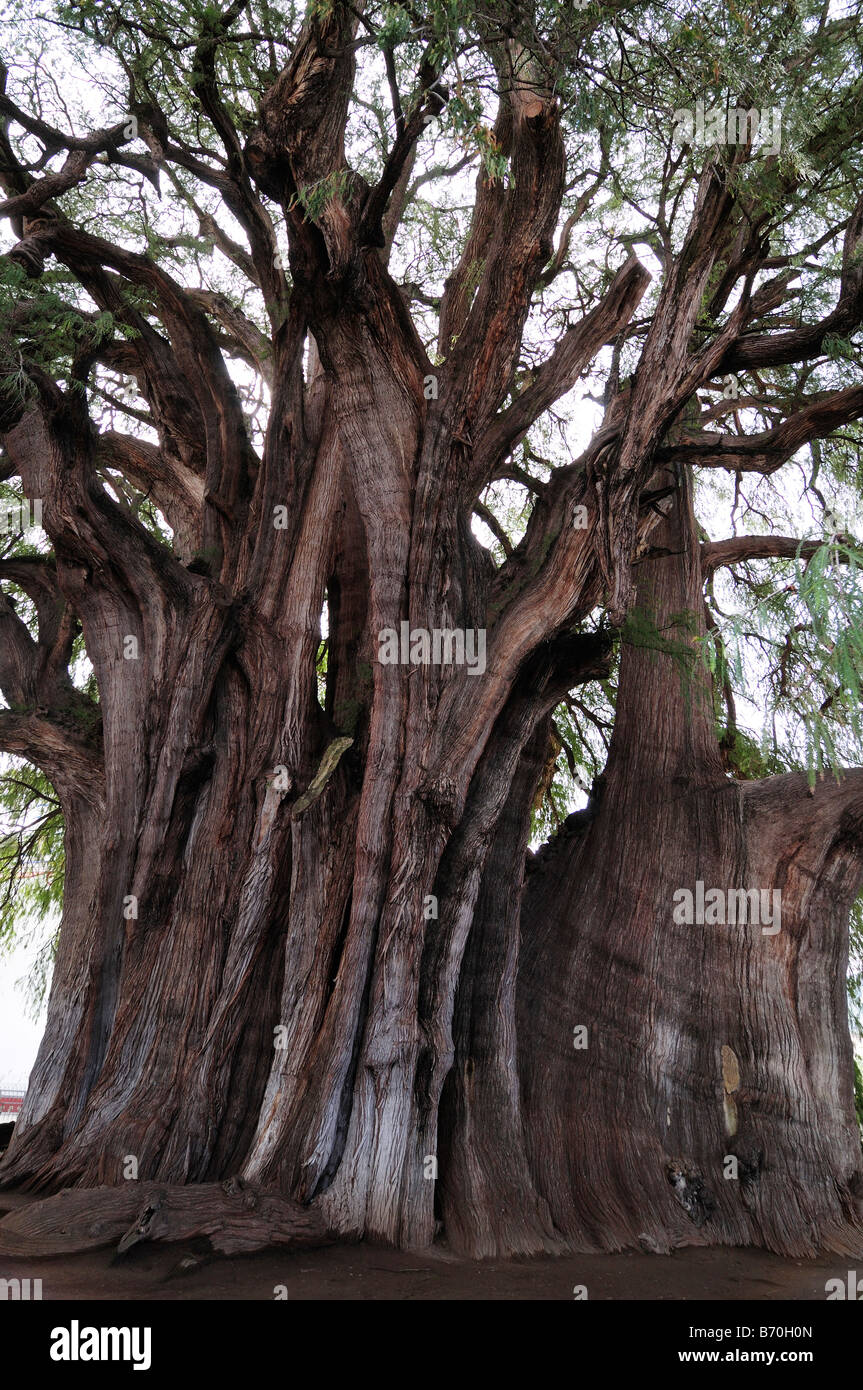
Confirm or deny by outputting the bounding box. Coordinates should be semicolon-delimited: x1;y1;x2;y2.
2;0;863;1264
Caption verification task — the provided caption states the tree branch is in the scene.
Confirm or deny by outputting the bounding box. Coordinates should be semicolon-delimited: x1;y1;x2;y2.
663;384;863;474
0;709;103;809
474;253;650;483
721;191;863;373
701;534;853;576
441;44;566;440
7;220;259;575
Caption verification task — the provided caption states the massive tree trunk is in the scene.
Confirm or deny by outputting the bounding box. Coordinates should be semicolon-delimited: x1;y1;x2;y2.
4;456;861;1259
517;478;863;1257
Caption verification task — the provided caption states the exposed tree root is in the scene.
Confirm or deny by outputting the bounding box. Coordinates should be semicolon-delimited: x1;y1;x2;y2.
0;1177;331;1258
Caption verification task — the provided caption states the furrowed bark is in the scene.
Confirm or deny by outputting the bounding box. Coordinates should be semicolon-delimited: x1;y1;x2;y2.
435;633;612;1255
517;472;863;1255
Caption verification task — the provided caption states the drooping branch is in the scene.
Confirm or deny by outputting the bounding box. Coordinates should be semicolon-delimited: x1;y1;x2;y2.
185;290;276;388
0;588;47;709
93;333;206;485
473;499;513;557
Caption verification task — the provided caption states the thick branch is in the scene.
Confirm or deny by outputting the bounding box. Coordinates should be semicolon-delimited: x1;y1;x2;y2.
664;384;863;474
7;220;258;573
442;47;566;441
3;390;202;609
474;254;650;482
721;192;863;373
0;556;78;688
0;710;103;809
593;161;743;619
701;534;850;576
744;767;863;862
96;431;205;561
185;290;275;387
247;0;361;277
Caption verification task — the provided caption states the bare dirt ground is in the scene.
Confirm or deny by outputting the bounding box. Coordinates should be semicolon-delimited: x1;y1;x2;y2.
0;1190;855;1300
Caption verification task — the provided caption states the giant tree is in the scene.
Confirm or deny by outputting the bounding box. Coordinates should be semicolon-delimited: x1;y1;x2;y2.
1;0;863;1259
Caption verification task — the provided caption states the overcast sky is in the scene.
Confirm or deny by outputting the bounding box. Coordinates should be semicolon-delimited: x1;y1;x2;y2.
0;935;48;1091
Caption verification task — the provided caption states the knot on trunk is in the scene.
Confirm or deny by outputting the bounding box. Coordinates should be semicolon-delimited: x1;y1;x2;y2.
417;773;461;827
243;130;293;202
666;1160;716;1228
9;220;55;278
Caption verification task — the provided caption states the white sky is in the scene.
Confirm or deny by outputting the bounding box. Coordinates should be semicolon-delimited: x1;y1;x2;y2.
0;932;49;1090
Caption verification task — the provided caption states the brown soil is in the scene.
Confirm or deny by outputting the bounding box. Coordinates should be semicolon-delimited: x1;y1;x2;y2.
0;1189;855;1300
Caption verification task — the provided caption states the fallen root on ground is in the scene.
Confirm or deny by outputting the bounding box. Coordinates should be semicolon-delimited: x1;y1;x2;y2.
0;1176;331;1257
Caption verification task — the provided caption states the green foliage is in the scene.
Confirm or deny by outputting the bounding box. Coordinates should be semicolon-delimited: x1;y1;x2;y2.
289;168;355;223
619;604;699;661
0;761;63;1013
0;258;137;415
529;678;614;844
377;4;413;49
718;727;787;781
702;537;863;785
